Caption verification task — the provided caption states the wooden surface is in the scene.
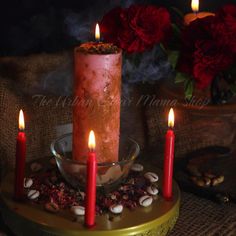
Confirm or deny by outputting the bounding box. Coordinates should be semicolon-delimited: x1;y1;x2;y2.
174;146;236;203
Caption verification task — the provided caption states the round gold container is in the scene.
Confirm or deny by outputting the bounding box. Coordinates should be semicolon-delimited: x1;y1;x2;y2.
0;163;180;236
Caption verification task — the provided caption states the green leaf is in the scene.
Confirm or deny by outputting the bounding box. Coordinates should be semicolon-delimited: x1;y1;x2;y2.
228;65;236;78
159;43;166;54
230;84;236;95
175;72;188;84
184;79;194;100
168;50;180;69
171;7;184;19
172;24;181;36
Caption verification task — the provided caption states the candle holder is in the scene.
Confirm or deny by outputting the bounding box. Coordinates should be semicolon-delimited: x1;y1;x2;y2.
1;134;180;236
50;133;140;192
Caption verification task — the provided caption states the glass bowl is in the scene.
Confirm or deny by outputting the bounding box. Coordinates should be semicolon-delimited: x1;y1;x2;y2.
50;133;140;191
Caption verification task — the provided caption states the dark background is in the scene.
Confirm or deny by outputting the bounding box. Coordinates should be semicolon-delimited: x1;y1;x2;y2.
0;0;235;55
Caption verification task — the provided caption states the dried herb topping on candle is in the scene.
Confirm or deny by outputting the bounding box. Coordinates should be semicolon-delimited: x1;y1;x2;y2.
76;42;120;54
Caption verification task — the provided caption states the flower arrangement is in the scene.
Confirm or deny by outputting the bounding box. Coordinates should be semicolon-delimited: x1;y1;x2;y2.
100;4;173;85
100;5;171;53
175;4;236;103
100;3;236;103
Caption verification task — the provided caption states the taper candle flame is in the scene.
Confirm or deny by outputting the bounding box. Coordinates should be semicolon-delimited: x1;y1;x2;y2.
168;108;174;128
191;0;199;13
19;109;25;131
15;108;26;200
88;130;96;151
95;23;100;41
163;108;175;199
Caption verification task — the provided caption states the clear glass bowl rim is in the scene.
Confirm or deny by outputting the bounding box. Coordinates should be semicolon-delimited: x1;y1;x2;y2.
50;133;140;167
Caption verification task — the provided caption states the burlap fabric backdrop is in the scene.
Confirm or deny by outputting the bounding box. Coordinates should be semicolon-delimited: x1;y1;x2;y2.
0;52;145;178
144;84;236;159
0;52;73;176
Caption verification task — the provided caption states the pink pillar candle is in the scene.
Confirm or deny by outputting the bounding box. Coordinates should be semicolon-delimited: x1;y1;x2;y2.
73;43;122;163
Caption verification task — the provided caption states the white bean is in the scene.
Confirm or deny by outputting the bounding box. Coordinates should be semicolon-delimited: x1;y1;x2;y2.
139;195;153;207
109;204;123;214
146;186;159;196
131;163;144;172
24;178;33;188
144;172;159;183
27;190;40;200
71;205;85;216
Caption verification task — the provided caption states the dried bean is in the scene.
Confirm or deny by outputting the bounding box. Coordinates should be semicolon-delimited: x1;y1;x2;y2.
27;190;40;200
131;163;144;172
71;206;85;216
45;202;59;213
109;204;123;214
24;178;33;188
146;186;159;196
212;175;224;186
144;172;158;183
139;195;153;207
30;162;42;172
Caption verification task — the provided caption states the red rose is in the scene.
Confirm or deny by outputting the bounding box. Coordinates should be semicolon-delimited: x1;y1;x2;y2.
100;7;127;47
214;4;236;53
127;5;171;47
193;40;234;89
100;4;171;53
177;17;215;88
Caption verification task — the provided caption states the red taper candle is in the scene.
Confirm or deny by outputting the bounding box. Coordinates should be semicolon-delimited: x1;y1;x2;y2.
14;109;26;200
163;108;175;200
85;130;97;227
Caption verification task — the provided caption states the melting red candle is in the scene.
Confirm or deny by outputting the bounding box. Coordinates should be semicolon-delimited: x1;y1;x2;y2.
85;130;97;227
163;108;175;200
184;0;215;25
14;109;26;200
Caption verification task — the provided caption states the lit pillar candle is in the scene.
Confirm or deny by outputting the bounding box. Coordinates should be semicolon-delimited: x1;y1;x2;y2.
14;109;26;200
85;130;97;227
73;23;122;163
184;0;215;25
163;108;175;200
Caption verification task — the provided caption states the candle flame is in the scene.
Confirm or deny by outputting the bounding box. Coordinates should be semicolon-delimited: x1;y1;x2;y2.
191;0;199;13
168;108;174;128
95;23;100;41
19;109;25;131
88;130;96;150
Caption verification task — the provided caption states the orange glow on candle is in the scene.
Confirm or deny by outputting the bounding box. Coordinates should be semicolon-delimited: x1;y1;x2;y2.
19;109;25;131
95;23;100;41
191;0;199;13
168;108;174;128
88;130;96;150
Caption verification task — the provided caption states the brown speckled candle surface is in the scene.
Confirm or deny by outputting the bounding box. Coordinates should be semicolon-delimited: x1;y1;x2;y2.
73;43;122;163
